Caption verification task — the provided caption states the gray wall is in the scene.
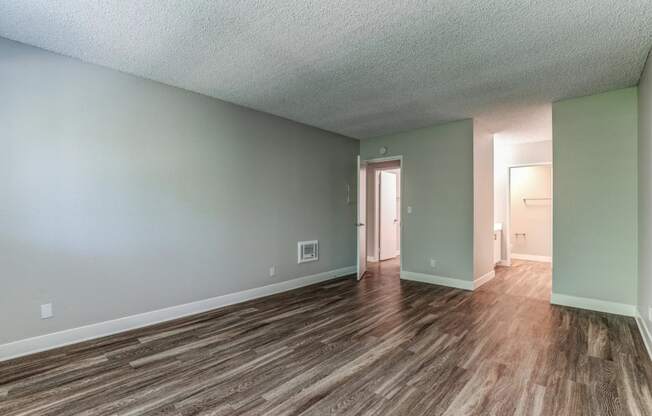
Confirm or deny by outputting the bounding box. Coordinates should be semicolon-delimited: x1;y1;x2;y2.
639;51;652;328
473;121;494;279
553;88;638;305
0;38;358;345
360;120;475;280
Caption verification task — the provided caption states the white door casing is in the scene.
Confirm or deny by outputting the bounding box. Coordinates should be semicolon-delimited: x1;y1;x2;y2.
357;156;367;280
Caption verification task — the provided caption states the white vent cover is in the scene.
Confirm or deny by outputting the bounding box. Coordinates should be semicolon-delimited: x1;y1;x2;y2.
298;240;319;264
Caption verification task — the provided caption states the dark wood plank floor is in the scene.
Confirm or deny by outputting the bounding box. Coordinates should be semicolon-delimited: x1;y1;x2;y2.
1;258;652;415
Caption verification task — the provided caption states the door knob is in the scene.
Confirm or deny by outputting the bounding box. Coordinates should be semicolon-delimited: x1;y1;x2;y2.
356;223;365;226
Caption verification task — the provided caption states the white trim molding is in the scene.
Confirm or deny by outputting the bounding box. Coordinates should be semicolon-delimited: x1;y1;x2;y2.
0;266;356;362
636;310;652;361
366;256;378;262
551;293;636;317
400;270;473;291
473;270;496;289
511;253;552;263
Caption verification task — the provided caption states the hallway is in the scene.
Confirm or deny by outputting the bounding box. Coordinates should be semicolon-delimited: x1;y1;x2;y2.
485;260;552;302
365;258;551;301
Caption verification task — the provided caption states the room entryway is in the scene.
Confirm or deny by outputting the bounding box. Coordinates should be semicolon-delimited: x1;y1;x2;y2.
492;107;553;300
357;157;402;280
509;164;553;264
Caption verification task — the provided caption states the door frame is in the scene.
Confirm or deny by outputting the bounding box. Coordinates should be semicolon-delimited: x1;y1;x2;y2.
505;162;553;267
356;156;367;280
362;155;404;274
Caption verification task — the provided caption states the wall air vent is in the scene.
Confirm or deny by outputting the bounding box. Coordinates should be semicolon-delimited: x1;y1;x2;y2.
298;240;319;264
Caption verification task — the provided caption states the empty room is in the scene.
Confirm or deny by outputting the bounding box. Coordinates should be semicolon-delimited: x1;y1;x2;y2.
1;2;652;415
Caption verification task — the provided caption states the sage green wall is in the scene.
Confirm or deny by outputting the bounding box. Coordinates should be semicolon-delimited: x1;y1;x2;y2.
553;88;638;305
0;38;358;345
360;120;475;280
639;50;652;328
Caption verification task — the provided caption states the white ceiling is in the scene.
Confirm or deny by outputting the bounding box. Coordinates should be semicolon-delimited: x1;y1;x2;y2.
1;1;651;139
483;103;552;144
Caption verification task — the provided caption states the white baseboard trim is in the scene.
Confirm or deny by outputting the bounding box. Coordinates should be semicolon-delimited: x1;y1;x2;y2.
366;256;378;262
635;310;652;362
511;253;552;263
0;265;356;362
400;270;473;291
473;270;496;289
550;293;636;317
497;260;511;267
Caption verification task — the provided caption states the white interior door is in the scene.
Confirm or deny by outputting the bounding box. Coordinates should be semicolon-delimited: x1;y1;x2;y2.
356;156;367;280
379;171;398;261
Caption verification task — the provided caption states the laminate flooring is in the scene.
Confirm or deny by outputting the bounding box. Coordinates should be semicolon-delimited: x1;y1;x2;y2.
1;258;651;415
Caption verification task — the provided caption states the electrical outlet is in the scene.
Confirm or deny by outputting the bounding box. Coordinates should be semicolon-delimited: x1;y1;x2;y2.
430;259;437;268
40;303;53;319
269;266;276;277
648;306;652;321
407;206;413;214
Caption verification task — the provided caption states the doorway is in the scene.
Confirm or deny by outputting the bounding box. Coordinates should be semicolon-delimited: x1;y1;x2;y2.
356;157;402;280
508;164;553;264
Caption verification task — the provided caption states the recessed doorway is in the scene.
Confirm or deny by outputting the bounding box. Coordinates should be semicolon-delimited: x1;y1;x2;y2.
357;157;402;280
509;164;553;264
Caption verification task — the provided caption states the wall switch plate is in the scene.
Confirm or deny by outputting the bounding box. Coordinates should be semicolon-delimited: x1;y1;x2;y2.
649;306;652;321
40;303;53;319
407;206;413;214
269;266;276;277
430;259;437;268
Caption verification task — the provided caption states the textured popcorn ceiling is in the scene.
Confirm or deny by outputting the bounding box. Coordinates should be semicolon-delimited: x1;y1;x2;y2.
481;104;552;144
1;1;651;139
